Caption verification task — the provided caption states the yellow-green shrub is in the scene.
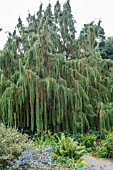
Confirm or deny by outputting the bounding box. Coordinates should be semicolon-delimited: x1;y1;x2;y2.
0;123;29;169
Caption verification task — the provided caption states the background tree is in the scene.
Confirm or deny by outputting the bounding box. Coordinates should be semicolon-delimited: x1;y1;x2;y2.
101;37;113;60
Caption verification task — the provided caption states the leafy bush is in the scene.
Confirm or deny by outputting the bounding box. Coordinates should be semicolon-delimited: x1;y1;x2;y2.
0;123;29;169
55;133;87;160
96;131;113;158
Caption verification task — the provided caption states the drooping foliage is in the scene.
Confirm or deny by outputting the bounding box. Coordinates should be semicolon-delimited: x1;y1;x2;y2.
0;1;113;133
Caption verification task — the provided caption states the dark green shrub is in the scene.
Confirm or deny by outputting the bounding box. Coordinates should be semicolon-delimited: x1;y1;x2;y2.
97;131;113;158
82;132;97;148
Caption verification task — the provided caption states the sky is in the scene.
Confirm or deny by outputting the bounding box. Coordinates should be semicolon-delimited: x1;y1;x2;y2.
0;0;113;49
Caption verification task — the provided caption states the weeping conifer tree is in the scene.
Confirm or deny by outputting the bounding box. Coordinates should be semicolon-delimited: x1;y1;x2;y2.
54;0;76;57
0;1;113;133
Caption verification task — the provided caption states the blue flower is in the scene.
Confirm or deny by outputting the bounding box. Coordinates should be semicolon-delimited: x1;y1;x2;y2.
90;165;94;168
18;168;22;170
6;165;9;169
45;146;53;151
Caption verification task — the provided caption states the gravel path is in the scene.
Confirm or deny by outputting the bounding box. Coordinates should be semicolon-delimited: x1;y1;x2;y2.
81;154;113;170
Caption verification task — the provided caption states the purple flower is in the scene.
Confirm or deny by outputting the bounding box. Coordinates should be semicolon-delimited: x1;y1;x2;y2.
34;166;39;170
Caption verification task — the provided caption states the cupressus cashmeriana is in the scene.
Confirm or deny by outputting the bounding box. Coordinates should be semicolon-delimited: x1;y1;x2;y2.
0;1;113;134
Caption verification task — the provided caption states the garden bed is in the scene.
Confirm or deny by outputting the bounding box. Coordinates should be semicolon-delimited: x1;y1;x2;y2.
1;124;113;170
